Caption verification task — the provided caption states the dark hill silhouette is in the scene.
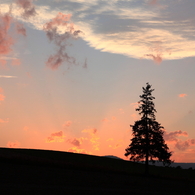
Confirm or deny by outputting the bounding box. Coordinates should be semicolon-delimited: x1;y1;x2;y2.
0;148;194;194
103;155;124;160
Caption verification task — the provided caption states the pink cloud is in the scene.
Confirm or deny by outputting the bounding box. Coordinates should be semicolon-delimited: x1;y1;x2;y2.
0;13;14;58
119;108;124;114
148;0;158;5
112;116;116;121
15;0;36;19
148;0;167;9
175;139;195;151
130;102;140;109
145;53;162;64
0;87;3;93
0;5;27;67
0;87;5;101
0;118;9;123
43;12;83;70
178;94;187;98
0;94;5;101
16;23;26;36
164;130;195;151
26;72;32;78
131;113;138;121
0;59;7;67
164;130;188;142
67;137;86;147
11;58;21;66
63;120;72;128
23;126;29;131
46;131;65;143
102;118;109;122
7;141;20;148
83;58;88;68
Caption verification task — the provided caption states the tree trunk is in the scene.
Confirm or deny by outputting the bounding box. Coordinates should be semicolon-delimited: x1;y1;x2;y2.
145;148;149;175
145;117;149;175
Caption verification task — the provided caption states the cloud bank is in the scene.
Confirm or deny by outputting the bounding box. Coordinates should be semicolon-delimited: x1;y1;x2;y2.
2;0;195;64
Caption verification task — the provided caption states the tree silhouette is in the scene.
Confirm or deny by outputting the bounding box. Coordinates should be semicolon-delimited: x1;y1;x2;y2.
125;83;172;175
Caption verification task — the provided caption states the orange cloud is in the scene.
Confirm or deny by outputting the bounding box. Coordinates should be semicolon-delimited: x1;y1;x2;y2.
46;131;65;143
178;94;187;98
7;141;20;148
82;128;97;136
43;12;83;70
108;139;123;149
82;128;99;151
106;138;114;142
67;147;91;155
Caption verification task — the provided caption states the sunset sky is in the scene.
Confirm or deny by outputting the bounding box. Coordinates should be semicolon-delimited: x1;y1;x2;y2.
1;0;195;162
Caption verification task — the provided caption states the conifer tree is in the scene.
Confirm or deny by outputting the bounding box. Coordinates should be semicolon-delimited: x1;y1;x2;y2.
125;83;172;174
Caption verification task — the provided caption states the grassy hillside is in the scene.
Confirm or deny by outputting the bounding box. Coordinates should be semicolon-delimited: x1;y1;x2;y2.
0;147;195;180
0;148;195;194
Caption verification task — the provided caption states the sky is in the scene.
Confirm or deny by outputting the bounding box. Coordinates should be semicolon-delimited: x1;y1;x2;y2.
0;0;195;163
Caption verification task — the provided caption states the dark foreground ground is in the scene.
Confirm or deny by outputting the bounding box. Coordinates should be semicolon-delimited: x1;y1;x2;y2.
0;148;194;195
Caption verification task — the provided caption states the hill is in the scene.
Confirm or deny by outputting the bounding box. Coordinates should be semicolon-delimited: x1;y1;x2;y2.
0;148;195;194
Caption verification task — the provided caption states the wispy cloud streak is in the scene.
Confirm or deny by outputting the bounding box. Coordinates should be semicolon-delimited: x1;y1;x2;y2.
178;94;187;98
0;75;17;78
